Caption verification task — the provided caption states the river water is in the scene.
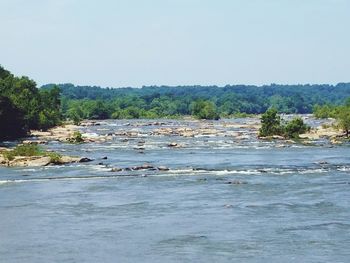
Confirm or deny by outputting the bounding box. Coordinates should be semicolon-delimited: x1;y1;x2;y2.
1;118;350;262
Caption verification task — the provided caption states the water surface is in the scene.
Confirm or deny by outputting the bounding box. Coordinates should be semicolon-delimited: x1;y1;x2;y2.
1;118;349;262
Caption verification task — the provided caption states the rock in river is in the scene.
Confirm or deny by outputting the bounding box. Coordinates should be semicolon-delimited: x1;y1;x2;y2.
132;163;155;170
0;154;93;167
111;167;123;172
158;166;170;171
168;142;182;148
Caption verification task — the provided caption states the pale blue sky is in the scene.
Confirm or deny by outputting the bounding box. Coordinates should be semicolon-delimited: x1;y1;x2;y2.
1;0;349;87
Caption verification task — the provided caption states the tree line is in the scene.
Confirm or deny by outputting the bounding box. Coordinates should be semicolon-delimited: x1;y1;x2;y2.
41;82;350;123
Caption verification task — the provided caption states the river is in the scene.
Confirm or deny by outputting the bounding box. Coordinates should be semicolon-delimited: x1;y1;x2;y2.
1;118;350;262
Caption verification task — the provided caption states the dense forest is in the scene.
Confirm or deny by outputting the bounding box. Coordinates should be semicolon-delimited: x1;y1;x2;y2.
0;66;61;140
41;82;350;122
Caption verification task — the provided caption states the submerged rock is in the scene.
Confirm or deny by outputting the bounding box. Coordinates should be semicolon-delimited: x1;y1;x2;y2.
132;163;155;170
168;142;182;148
226;180;247;185
158;166;170;171
134;147;145;150
197;178;208;182
316;160;329;165
111;167;123;172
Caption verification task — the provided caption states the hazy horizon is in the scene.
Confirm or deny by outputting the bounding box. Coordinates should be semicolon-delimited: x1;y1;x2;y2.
1;0;349;87
41;82;350;90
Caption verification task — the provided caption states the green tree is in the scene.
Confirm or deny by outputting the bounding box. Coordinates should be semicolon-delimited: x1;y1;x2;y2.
337;106;350;137
313;104;337;118
0;66;62;140
259;108;283;137
191;100;219;120
0;95;26;140
284;117;309;138
67;104;84;125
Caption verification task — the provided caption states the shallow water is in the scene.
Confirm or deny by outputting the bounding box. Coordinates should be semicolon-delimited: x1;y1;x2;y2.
1;119;350;262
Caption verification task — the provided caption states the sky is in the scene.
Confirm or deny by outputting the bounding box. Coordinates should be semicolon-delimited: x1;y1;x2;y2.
1;0;349;87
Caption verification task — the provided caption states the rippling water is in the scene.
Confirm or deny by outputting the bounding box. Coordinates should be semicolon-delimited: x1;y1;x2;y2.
1;118;350;262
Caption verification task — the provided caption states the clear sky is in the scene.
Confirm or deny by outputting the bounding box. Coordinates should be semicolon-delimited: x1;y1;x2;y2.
1;0;349;87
